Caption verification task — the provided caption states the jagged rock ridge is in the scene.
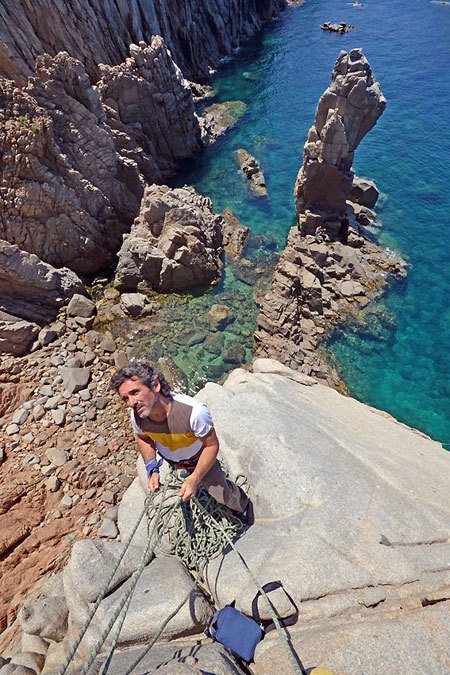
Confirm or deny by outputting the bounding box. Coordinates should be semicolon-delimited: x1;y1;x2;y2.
0;1;287;356
294;47;386;240
0;38;210;355
0;0;287;86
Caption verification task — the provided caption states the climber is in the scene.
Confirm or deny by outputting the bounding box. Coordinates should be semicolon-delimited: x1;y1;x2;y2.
110;359;253;523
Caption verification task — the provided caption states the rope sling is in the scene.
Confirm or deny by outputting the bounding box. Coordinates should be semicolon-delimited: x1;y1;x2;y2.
59;467;303;675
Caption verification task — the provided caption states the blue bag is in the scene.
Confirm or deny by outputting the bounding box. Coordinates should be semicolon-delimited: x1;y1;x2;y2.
207;605;263;662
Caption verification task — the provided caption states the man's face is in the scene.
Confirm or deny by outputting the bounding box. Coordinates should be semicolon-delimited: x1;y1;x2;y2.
118;376;160;418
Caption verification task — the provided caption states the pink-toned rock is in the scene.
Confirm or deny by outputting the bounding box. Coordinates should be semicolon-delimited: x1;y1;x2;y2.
254;49;403;387
0;242;85;326
0;0;286;86
0;58;138;277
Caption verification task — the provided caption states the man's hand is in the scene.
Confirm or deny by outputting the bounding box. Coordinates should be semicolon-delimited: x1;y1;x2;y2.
178;475;199;502
148;472;160;493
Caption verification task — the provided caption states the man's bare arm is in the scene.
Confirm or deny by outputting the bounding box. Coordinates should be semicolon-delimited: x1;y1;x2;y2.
136;434;160;492
178;429;219;502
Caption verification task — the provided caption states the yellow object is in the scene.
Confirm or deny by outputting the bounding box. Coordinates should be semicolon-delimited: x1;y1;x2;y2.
309;669;337;675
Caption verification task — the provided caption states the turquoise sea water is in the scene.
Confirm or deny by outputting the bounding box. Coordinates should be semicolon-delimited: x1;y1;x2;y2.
171;0;450;448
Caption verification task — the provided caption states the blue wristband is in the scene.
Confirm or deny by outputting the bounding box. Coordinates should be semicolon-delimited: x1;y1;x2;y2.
144;458;163;478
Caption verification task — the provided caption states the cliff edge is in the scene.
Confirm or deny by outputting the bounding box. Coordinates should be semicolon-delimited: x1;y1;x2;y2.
0;0;286;86
2;358;448;673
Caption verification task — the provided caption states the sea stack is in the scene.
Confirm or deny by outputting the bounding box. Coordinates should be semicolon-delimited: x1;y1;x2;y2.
255;49;406;385
294;48;386;241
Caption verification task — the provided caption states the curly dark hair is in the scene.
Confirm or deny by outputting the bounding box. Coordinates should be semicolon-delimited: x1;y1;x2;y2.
109;359;172;397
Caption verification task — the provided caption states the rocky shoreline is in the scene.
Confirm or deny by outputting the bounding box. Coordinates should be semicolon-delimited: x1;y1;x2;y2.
254;224;407;390
255;48;407;388
0;40;411;647
1;4;436;670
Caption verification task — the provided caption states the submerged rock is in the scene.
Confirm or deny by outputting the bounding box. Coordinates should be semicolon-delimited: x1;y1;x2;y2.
0;241;86;330
201;101;248;142
235;149;268;197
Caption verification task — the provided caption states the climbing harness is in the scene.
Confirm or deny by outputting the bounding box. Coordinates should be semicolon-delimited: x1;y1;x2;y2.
60;467;303;675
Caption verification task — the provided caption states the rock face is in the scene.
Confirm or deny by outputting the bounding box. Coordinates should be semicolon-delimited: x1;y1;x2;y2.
115;184;224;292
0;0;287;86
0;241;86;355
294;48;386;240
255;49;402;386
2;359;449;674
0;37;209;338
0;1;287;356
0;52;140;277
0;39;205;278
0;242;85;324
254;227;407;385
97;37;203;185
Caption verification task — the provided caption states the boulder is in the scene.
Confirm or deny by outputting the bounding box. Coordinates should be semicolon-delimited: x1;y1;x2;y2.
59;367;91;394
66;295;96;319
0;242;85;326
119;293;155;319
200;101;248;142
114;185;223;293
221;208;250;259
18;597;68;642
205;304;234;331
320;21;355;33
0;314;39;356
63;540;148;604
235;149;268;196
86;638;244;674
92;557;213;646
350;176;380;208
195;360;450;674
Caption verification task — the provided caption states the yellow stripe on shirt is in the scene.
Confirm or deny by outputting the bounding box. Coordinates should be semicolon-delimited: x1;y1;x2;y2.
144;430;199;453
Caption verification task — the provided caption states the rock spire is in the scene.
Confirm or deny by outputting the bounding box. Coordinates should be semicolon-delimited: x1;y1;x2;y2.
255;49;406;386
294;48;386;241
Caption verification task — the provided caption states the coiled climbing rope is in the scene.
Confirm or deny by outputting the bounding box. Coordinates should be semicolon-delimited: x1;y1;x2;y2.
60;467;302;675
148;468;246;570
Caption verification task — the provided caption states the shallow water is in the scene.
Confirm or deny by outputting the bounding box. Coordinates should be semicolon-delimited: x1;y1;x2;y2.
132;0;450;448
